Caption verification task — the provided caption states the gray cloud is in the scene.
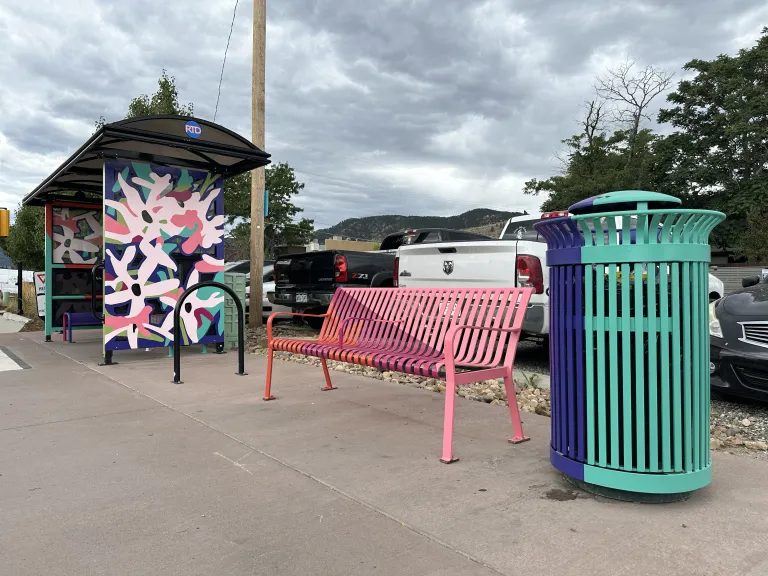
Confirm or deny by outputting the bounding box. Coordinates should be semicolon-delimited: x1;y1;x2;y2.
0;0;764;230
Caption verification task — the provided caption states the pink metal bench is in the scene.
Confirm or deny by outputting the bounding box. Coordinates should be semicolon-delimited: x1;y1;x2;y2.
264;287;534;463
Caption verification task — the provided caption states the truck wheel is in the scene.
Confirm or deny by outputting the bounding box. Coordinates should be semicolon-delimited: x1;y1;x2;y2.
370;272;393;288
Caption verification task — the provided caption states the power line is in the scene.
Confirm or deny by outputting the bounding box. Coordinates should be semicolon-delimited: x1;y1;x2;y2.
213;0;240;122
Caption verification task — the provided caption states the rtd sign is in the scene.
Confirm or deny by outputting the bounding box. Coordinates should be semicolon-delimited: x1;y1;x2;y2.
184;121;202;139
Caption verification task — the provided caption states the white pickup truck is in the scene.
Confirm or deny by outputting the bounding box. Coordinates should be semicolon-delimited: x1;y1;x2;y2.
394;211;725;341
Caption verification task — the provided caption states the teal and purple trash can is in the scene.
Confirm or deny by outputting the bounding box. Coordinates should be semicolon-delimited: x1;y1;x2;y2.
534;191;724;499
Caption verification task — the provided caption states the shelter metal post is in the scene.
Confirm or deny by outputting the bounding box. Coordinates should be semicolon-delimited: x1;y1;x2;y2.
16;261;22;316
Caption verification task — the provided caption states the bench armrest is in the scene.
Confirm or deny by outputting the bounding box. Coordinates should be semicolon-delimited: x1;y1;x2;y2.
267;311;329;341
338;317;404;348
443;324;522;372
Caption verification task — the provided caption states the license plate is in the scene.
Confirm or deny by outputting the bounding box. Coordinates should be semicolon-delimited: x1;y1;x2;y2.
296;293;308;303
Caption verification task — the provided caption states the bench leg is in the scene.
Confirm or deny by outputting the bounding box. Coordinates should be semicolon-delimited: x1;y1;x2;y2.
440;372;459;464
263;345;276;401
320;358;337;391
503;373;530;444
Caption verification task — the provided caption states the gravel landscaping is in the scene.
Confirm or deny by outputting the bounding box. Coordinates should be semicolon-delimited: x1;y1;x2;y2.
247;323;768;456
711;397;768;453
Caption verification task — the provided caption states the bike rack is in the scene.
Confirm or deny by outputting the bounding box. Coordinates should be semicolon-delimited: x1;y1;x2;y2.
172;281;245;384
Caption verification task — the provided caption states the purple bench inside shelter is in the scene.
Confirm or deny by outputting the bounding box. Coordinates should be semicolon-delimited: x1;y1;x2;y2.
62;312;102;343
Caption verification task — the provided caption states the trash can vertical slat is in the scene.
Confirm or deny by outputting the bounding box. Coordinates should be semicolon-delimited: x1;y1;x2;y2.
692;260;702;471
690;217;704;468
647;259;659;472
558;265;567;452
584;259;595;466
660;263;672;471
683;261;693;472
575;264;585;462
621;260;632;469
549;280;559;446
671;262;683;472
698;259;707;467
596;263;607;468
566;264;576;459
699;260;708;466
634;258;646;472
701;263;711;467
608;263;619;467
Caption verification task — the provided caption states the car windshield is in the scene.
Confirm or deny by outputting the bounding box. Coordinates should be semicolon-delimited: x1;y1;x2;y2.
501;219;545;241
379;233;408;251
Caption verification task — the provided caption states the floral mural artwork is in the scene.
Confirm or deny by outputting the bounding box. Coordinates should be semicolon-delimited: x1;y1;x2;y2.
103;160;225;351
51;207;103;264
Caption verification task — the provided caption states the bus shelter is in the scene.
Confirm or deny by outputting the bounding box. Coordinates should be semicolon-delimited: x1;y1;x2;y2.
22;116;270;364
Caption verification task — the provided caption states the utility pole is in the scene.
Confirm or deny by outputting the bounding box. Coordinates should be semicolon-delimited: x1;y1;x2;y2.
249;0;266;329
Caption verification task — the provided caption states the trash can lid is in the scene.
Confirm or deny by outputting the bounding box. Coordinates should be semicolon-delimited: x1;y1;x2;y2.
569;190;681;215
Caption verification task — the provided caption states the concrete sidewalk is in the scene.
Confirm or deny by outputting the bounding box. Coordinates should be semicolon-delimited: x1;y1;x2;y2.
0;311;25;334
2;330;768;575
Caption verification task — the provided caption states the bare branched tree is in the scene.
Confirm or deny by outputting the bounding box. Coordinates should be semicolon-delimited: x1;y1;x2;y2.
581;98;609;148
595;59;673;159
554;98;609;171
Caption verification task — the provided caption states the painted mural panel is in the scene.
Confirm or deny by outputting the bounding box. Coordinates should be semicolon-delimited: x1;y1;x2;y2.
51;206;102;264
103;160;225;351
45;202;105;334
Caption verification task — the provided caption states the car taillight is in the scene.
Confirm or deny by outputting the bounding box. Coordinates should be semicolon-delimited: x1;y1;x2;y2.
334;254;348;283
517;254;544;294
393;256;399;287
541;210;569;219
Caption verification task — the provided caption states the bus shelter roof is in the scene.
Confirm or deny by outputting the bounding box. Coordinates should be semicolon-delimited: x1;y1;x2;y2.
22;115;270;206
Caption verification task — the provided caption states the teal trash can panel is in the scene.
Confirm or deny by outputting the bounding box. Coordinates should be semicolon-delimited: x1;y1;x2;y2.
536;190;725;495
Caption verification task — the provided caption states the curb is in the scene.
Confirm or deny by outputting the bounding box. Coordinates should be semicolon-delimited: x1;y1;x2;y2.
0;312;31;325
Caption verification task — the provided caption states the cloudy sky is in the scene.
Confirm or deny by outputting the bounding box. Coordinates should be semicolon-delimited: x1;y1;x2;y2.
0;0;765;231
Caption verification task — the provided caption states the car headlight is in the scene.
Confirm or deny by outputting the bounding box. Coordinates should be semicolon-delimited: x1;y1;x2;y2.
709;301;723;338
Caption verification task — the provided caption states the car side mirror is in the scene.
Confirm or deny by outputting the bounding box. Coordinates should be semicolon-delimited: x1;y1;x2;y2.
742;276;760;288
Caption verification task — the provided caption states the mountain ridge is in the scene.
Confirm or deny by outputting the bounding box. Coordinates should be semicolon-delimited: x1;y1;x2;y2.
315;208;527;242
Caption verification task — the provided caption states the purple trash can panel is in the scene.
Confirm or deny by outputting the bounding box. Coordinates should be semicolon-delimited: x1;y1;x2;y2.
550;447;585;481
549;264;587;461
534;217;584;266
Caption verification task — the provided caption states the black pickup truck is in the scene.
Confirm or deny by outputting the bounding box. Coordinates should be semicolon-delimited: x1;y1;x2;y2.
268;228;491;327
